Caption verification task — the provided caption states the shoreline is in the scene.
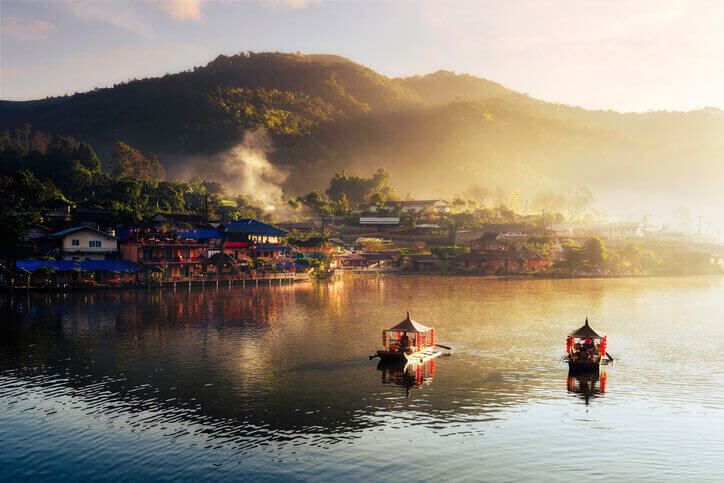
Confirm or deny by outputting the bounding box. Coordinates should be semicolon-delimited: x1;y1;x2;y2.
0;273;311;292
340;269;723;280
4;269;722;292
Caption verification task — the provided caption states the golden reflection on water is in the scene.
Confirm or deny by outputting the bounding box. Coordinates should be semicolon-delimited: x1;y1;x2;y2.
1;275;724;480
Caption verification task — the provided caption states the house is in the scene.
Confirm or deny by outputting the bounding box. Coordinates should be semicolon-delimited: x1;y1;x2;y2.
359;216;401;227
578;223;644;240
397;200;450;214
411;223;447;237
360;253;397;269
401;254;441;271
24;224;52;242
40;226;118;261
470;232;507;251
119;227;222;279
549;224;574;238
454;250;552;272
486;251;552;272
479;223;531;234
338;253;366;268
43;200;72;223
453;228;485;245
222;219;289;261
293;237;332;254
454;252;489;270
363;199;450;215
523;253;553;271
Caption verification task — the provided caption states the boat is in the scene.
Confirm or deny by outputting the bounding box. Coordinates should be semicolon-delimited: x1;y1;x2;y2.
376;312;442;362
563;318;614;374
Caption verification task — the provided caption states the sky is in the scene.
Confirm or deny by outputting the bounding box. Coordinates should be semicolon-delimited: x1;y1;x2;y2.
1;0;723;112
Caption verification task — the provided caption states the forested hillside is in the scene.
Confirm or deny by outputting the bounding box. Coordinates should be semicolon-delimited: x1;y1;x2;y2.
2;51;723;205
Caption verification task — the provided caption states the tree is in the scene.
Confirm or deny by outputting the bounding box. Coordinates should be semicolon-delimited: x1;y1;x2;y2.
334;193;350;215
110;142;165;181
525;236;558;259
301;190;333;215
559;240;584;271
76;142;102;172
584;237;607;268
287;196;302;210
371;168;398;201
430;245;469;260
0;170;67;247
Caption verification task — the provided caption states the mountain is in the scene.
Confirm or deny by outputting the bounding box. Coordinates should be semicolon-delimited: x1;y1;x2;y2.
2;52;723;212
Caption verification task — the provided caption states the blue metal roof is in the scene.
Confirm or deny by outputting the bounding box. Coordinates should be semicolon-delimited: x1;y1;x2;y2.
223;219;287;236
16;260;141;272
175;229;221;239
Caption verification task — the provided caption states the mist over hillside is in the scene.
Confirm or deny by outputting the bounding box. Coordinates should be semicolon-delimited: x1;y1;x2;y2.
1;51;723;225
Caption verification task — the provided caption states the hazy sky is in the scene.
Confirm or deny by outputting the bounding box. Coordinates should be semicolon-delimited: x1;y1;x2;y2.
1;0;723;112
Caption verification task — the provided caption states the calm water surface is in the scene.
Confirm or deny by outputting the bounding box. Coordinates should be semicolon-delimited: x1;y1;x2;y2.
1;275;723;481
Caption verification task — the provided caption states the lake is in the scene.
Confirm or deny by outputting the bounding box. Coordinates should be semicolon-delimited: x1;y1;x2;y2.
1;275;723;481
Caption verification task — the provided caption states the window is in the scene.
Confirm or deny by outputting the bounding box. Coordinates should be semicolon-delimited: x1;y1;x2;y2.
72;239;80;246
89;240;102;248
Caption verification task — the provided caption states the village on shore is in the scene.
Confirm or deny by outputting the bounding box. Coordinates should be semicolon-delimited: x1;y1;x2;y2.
1;134;722;289
2;195;722;289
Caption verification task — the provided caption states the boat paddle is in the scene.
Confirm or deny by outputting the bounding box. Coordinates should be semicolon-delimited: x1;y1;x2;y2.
434;344;452;351
369;354;379;360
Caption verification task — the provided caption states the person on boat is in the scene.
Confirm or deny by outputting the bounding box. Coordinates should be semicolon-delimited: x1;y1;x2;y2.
399;333;411;351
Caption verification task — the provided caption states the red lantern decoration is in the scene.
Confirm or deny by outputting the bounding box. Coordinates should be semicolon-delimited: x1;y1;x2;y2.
600;336;607;356
416;332;422;348
566;336;573;353
430;329;436;346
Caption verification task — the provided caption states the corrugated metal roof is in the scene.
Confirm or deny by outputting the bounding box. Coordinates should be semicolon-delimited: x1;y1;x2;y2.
48;226;115;238
175;229;220;239
223;219;287;236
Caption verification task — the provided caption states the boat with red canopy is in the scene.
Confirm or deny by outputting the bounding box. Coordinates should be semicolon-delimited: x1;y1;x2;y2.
377;312;442;362
564;318;614;373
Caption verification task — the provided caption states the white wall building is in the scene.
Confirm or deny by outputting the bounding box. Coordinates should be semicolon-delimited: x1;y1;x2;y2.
48;226;119;260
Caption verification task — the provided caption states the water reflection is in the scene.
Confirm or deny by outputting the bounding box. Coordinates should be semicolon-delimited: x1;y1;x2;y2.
377;359;436;397
566;370;608;405
2;275;724;481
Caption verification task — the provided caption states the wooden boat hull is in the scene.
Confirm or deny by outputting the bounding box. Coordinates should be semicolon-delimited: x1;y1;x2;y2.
404;348;442;363
377;348;442;363
568;360;601;374
377;350;408;361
